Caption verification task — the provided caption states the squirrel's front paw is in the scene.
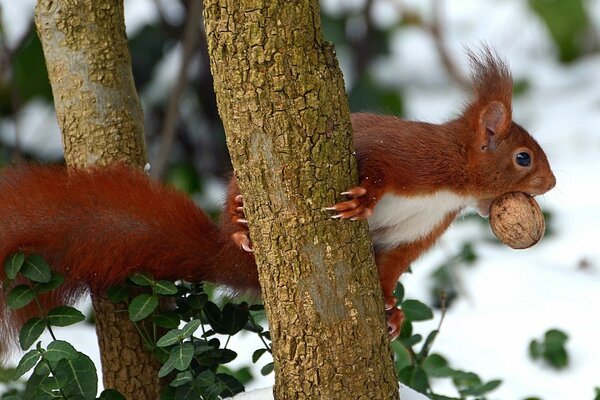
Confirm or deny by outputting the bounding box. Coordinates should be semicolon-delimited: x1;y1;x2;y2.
231;195;253;252
323;186;373;220
386;307;404;341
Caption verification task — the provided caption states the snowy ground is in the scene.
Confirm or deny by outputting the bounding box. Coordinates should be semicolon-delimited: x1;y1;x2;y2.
2;0;600;399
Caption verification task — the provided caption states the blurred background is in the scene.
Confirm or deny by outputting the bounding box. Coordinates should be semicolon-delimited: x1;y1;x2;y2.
0;0;599;398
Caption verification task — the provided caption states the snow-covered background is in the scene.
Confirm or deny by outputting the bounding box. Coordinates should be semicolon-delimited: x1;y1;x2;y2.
1;0;599;399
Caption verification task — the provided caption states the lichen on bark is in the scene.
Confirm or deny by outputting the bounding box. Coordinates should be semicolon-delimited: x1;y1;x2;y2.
35;0;158;397
204;1;399;399
35;0;146;169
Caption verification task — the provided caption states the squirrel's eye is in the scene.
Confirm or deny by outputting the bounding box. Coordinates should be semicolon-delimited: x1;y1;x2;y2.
515;152;531;167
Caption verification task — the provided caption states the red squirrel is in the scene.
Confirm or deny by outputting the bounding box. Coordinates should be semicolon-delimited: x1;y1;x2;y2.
0;49;555;349
227;49;556;337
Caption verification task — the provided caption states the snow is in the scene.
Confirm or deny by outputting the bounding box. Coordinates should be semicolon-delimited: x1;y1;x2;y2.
2;0;600;399
226;384;431;400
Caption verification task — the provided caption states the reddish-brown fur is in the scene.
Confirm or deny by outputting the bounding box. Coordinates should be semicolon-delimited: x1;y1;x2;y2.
0;49;556;350
226;49;556;336
0;165;257;349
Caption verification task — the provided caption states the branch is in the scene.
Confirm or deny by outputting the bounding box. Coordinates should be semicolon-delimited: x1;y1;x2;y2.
151;0;203;179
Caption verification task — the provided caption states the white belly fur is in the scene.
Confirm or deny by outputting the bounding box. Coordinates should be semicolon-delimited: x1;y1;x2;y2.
368;191;474;250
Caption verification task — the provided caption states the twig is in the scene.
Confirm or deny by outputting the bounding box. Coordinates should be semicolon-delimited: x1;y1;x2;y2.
428;0;468;87
152;0;204;179
394;0;468;87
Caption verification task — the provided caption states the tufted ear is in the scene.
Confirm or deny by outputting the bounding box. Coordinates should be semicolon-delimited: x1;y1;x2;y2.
478;101;510;151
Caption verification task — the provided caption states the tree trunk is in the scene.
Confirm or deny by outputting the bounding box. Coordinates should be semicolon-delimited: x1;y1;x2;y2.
204;2;399;399
35;1;161;398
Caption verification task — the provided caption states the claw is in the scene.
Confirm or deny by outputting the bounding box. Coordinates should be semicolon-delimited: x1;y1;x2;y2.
232;231;253;253
341;186;367;197
241;242;254;253
236;218;248;225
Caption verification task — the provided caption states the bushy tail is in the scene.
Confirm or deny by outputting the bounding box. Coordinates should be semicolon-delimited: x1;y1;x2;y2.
0;164;257;356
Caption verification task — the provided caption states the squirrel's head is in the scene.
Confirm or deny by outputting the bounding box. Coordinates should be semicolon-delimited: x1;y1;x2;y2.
462;47;556;214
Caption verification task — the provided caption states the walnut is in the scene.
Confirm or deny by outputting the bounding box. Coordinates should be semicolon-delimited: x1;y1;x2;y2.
489;192;546;249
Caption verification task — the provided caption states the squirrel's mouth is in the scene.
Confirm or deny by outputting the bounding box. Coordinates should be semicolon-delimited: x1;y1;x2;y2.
475;198;494;217
475;192;537;217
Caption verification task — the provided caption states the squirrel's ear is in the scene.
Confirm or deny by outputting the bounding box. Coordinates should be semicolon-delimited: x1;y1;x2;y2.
478;101;509;151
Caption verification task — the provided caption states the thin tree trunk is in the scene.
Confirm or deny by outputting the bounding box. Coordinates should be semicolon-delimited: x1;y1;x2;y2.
204;1;399;399
35;1;161;398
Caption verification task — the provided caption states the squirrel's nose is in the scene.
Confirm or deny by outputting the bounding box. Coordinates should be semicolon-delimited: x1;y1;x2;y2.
546;173;556;191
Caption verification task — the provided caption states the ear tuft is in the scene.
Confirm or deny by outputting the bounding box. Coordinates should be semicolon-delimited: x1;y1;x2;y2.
467;46;513;110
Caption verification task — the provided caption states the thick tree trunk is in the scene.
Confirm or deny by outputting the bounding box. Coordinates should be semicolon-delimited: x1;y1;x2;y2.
204;1;399;399
35;1;160;398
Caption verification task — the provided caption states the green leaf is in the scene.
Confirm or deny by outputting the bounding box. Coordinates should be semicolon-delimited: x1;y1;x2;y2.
544;346;568;369
188;293;209;310
11;32;53;102
98;389;127;400
252;348;267;363
188;370;216;393
23;366;56;399
45;340;79;362
529;0;590;62
129;273;154;287
401;299;434;322
158;358;175;378
7;284;36;309
153;280;178;295
398;320;413;340
545;329;568;345
423;353;452;378
244;319;264;333
33;359;51;376
19;317;46;350
529;339;541;359
397;366;429;394
107;284;129;303
170;343;195;371
13;349;41;379
160;386;176;400
157;328;182;348
54;352;98;399
47;306;86;327
391;341;411;373
34;272;65;294
393;282;405;304
418;329;439;360
206;348;237;365
452;370;482;388
249;304;264;311
203;302;249;335
21;254;52;283
216;373;245;397
128;294;158;321
170;371;193;387
4;252;25;280
460;379;502;396
181;319;201;338
153;346;170;363
260;362;274;376
399;334;422;348
153;312;181;329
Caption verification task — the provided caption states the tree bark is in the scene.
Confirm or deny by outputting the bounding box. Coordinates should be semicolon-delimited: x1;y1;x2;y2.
35;1;160;398
204;2;399;399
